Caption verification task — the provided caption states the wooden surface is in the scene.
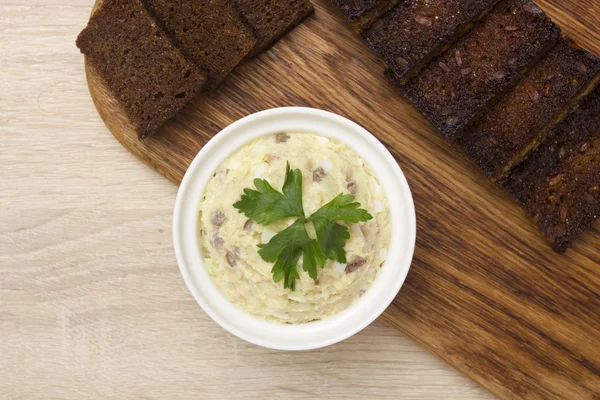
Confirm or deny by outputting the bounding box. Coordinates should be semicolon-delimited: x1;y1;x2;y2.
85;0;600;399
0;1;493;399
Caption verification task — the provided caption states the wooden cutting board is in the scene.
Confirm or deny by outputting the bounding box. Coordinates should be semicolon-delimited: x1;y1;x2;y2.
84;1;600;398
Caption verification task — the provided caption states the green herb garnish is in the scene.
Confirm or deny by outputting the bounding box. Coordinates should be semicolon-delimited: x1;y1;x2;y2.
233;163;305;225
234;162;373;290
257;219;326;290
309;193;372;264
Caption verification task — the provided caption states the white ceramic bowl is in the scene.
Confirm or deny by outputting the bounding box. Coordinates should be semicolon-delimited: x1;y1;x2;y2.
173;107;416;350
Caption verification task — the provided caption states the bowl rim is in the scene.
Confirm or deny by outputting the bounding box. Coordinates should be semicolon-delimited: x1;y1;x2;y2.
173;107;416;350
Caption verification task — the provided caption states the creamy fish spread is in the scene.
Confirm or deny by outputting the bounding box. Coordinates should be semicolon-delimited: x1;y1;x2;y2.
198;133;391;323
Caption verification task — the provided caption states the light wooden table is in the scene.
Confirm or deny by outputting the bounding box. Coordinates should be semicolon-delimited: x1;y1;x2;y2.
0;2;493;398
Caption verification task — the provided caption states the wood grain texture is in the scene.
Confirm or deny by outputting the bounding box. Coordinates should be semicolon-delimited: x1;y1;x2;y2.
0;1;490;399
85;0;600;399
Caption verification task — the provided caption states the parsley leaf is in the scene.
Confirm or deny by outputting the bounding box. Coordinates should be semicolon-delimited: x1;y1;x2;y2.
302;239;328;281
233;162;304;225
257;219;326;290
309;220;351;264
308;194;373;264
309;194;374;224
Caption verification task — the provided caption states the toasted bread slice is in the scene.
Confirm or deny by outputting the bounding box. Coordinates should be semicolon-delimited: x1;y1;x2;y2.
504;85;600;252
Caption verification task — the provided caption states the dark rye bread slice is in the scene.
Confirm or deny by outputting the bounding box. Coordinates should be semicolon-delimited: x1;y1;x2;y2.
503;86;600;252
76;0;207;139
143;0;257;89
400;0;560;140
329;0;400;33
230;0;314;57
363;0;500;85
458;39;600;181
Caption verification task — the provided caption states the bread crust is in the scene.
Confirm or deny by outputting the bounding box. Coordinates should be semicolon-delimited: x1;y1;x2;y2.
329;0;400;32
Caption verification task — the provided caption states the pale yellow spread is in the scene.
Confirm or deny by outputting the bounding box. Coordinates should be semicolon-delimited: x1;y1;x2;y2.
198;133;391;323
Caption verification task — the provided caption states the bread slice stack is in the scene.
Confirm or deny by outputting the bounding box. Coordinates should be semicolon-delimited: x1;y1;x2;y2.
330;0;600;251
77;0;313;139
